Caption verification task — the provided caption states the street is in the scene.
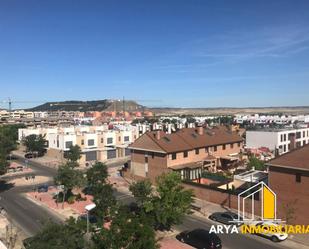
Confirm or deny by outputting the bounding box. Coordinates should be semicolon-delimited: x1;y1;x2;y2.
0;157;306;249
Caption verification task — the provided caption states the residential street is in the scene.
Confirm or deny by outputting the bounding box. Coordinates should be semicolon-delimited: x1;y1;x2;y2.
0;157;308;249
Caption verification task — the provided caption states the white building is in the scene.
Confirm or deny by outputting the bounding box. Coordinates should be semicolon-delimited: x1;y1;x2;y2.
18;125;141;165
246;127;309;155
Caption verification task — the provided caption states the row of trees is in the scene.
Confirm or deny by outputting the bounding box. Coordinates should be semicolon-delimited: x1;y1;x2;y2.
0;124;25;175
26;145;194;249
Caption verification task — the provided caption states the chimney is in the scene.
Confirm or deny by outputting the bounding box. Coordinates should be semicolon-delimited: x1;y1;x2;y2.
155;130;161;140
197;126;204;135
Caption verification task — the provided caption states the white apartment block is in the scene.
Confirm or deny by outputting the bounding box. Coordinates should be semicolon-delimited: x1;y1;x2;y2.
246;127;309;155
18;125;140;165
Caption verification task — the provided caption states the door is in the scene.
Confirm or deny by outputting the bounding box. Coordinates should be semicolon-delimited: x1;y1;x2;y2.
85;151;97;161
107;149;116;159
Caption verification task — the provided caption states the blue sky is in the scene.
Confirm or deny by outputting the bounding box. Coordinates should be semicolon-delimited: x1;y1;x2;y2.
1;0;309;108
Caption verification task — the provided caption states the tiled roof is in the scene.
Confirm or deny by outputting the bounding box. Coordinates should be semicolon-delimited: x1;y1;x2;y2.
129;126;243;153
268;144;309;171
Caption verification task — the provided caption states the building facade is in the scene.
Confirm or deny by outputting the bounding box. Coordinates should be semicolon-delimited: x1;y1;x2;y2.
267;144;309;225
18;125;139;165
129;126;243;182
246;127;309;155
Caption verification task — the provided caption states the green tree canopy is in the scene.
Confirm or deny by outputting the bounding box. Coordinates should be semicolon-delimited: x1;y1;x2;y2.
23;134;47;154
0;124;23;175
247;157;266;171
86;162;116;220
92;206;158;249
24;218;87;249
65;145;82;163
129;179;152;207
130;172;194;230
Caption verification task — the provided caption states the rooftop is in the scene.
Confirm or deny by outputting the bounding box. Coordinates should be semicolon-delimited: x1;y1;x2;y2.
267;144;309;171
130;126;243;153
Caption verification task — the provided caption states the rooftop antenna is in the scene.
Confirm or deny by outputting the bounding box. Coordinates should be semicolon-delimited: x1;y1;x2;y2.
8;98;12;112
122;96;125;116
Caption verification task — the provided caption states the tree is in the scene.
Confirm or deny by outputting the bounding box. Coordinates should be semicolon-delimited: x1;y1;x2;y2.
129;180;152;207
23;134;47;155
65;145;82;163
86;162;108;186
92;206;158;249
24;218;88;249
130;172;194;230
0;124;23;175
86;162;116;219
54;163;85;203
247;157;266;171
0;154;9;175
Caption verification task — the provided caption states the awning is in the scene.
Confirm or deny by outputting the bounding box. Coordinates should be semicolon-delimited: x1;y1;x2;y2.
220;156;238;161
169;161;203;170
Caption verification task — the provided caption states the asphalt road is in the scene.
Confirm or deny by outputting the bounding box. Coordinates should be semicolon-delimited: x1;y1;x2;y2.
0;157;60;237
115;188;299;249
0;157;303;248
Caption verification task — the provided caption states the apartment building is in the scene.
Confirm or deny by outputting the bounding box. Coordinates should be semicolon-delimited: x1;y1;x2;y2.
246;127;309;155
129;126;243;182
18;125;139;165
267;144;309;225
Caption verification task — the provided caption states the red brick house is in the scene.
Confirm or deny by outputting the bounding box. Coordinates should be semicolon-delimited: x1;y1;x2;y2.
128;126;243;182
267;144;309;225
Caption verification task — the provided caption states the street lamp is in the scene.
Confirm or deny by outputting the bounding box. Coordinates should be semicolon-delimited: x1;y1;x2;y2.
85;203;96;234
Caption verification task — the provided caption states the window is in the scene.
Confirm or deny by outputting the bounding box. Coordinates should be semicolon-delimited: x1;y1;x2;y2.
65;141;73;149
184;151;188;158
118;136;121;142
107;137;113;144
238;142;241;147
296;173;301;183
88;139;94;146
280;134;283;142
214;146;217;152
151;152;155;159
284;134;287;141
145;156;148;163
223;144;226;150
296;132;301;139
230;143;234;149
81;139;84;145
101;138;103;143
195;148;199;155
124;136;130;142
205;147;209;153
172;153;176;160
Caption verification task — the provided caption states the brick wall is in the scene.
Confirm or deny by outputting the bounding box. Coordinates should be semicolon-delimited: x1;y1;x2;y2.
167;142;243;167
182;182;261;217
130;150;172;182
269;167;309;225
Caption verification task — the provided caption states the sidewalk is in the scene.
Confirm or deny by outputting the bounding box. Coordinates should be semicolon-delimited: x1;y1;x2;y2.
113;174;309;248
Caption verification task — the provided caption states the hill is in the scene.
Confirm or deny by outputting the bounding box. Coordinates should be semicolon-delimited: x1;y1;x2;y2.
28;99;144;112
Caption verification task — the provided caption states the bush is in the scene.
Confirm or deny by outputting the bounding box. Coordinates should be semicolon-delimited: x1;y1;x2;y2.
201;171;231;182
67;195;75;204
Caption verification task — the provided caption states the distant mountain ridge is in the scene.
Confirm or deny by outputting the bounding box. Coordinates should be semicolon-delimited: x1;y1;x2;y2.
28;99;144;112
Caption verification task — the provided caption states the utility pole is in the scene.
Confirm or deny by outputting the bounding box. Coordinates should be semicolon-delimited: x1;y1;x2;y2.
122;96;125;117
8;98;12;112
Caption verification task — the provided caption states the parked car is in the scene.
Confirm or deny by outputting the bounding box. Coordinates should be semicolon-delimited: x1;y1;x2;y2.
37;184;49;193
24;152;34;159
79;214;98;224
253;221;288;242
176;229;222;249
209;212;243;226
